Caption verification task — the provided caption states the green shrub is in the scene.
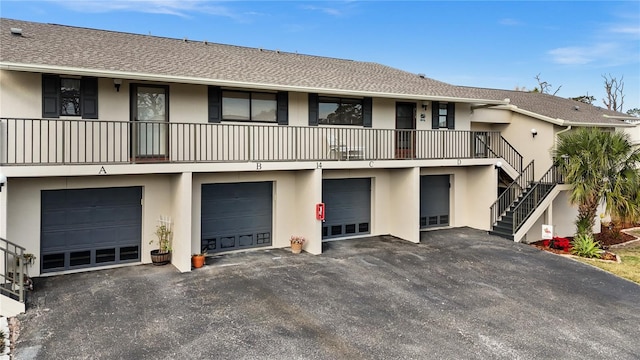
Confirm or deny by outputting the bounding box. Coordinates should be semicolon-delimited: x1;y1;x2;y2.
575;217;592;235
571;233;602;258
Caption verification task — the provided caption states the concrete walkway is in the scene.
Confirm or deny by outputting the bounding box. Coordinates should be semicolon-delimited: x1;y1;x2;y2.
14;228;640;359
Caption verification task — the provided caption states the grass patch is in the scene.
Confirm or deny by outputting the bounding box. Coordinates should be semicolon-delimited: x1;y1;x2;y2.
576;244;640;284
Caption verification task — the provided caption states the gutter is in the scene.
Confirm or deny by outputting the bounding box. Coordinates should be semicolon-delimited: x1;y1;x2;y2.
0;62;508;106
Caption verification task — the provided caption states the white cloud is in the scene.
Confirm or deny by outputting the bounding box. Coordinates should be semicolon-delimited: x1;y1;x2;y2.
548;43;619;65
608;25;640;37
300;4;344;17
44;0;242;19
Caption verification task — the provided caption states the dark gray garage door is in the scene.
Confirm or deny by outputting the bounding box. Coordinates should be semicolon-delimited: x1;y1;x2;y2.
201;182;272;253
420;175;450;228
322;178;371;240
41;187;142;273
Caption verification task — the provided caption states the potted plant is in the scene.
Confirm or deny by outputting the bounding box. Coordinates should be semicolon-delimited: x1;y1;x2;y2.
149;219;172;266
290;235;306;254
191;250;207;269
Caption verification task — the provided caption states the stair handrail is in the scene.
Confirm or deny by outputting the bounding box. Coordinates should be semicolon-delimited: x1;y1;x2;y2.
488;136;523;174
490;160;535;226
512;164;565;233
1;237;26;304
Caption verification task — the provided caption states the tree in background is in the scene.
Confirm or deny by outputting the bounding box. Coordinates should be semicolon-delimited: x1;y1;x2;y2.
626;108;640;118
534;73;562;95
602;74;625;112
570;94;596;105
554;128;640;235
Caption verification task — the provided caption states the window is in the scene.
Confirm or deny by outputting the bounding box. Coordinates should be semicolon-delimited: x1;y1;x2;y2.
438;102;448;128
431;101;454;129
61;78;81;116
42;75;98;119
222;91;277;122
318;97;363;125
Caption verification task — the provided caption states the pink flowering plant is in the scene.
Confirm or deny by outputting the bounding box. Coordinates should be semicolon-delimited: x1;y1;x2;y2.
290;235;306;245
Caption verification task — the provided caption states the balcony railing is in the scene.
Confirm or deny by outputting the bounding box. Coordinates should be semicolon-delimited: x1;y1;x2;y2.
0;118;516;166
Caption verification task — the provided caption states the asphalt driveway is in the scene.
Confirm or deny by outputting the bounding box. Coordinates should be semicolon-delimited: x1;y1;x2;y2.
14;228;640;359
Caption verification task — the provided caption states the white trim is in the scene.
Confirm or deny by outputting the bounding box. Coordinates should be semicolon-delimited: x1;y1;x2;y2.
494;105;633;128
0;62;508;105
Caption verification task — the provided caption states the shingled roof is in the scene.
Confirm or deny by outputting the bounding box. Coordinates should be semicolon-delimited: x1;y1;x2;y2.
0;18;500;103
0;18;633;127
457;87;633;127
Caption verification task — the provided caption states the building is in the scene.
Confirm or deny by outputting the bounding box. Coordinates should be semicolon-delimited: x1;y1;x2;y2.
0;19;633;315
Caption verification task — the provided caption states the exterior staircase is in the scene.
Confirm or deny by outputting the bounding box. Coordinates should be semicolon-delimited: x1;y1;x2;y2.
1;237;28;316
490;162;566;241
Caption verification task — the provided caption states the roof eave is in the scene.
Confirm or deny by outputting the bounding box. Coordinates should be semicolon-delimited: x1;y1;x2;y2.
563;121;635;128
0;62;508;105
504;105;631;127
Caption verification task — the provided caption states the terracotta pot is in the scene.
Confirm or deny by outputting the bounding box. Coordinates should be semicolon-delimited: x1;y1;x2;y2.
192;254;205;268
291;242;303;254
150;250;171;266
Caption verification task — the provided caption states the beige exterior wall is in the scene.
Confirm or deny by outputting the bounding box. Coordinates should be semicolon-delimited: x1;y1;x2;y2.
420;165;496;231
289;92;308;127
472;107;512;124
171;172;193;272
192;171;302;253
389;167;420;243
99;78;130;121
169;83;208;123
0;70;42;119
373;98;396;130
454;103;472;131
293;169;323;254
6;175;174;276
551;190;578;237
499;114;556;178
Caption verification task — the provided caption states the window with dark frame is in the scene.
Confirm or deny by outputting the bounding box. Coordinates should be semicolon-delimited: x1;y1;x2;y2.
318;97;363;125
438;102;448;128
42;74;98;119
222;90;277;122
60;78;81;116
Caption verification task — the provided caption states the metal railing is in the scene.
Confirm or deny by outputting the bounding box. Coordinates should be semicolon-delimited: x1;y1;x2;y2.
0;118;512;166
1;237;26;304
490;160;535;226
479;134;523;174
512;165;566;233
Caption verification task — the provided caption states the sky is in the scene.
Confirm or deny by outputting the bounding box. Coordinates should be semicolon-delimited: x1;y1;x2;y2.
2;0;639;112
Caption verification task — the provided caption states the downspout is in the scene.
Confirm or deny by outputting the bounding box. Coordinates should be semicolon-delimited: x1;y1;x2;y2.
554;125;572;152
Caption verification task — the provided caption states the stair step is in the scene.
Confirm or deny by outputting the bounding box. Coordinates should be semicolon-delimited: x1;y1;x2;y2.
493;223;513;234
489;230;514;241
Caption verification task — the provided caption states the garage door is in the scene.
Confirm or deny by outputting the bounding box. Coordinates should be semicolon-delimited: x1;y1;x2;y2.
201;182;272;253
420;175;450;228
41;187;142;273
322;178;371;240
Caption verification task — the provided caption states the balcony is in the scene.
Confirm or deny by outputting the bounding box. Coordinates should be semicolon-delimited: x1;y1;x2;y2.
0;118;521;170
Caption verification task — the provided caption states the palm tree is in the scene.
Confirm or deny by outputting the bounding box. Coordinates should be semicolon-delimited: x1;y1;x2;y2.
553;127;640;234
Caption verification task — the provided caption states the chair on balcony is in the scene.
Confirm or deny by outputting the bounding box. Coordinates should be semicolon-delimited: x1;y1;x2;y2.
327;134;364;160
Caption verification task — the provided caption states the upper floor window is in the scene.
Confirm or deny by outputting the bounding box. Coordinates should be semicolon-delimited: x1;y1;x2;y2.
438;103;448;128
222;91;277;122
61;78;81;116
42;74;98;119
318;97;363;125
431;101;455;129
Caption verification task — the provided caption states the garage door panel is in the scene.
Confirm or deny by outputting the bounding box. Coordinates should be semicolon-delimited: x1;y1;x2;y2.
41;186;142;272
322;178;371;240
201;182;272;253
420;175;450;228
